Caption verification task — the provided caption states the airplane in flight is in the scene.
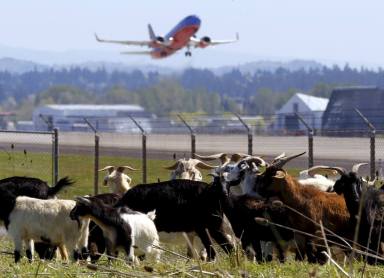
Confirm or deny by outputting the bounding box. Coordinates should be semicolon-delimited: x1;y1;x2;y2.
95;15;238;59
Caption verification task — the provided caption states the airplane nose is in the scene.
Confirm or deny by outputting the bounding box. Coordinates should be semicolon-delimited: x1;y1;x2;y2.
186;15;201;26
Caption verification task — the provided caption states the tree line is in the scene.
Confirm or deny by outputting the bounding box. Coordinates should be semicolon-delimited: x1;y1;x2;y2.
1;64;384;119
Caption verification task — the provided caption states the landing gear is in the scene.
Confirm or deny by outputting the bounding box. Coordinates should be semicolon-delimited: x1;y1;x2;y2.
185;51;192;57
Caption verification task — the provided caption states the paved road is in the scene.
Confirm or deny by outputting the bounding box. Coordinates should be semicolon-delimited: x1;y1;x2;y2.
0;131;382;175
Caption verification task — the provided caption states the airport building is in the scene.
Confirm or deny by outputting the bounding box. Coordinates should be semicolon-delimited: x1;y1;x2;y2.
274;93;329;133
33;104;152;132
322;86;384;132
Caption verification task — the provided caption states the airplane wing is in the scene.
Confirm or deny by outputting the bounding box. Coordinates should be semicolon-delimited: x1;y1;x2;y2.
95;33;151;47
189;33;239;47
120;51;152;55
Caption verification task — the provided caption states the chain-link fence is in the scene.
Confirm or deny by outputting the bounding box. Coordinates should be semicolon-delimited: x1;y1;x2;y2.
4;109;384;195
0;130;57;184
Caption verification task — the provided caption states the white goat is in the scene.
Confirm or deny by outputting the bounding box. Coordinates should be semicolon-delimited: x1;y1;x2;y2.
7;196;90;263
164;158;217;181
98;165;138;195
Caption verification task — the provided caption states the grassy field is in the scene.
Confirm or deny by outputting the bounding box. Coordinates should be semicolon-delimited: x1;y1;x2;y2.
0;150;383;277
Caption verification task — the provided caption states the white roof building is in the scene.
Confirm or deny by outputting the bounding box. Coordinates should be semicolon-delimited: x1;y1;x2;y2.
274;93;329;133
33;104;152;132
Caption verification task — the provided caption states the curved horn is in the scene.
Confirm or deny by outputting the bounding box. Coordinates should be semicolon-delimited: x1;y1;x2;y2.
352;163;368;174
75;196;91;204
272;152;286;163
164;161;180;170
306;165;339;177
245;156;266;167
195;153;230;165
98;166;115;174
194;160;218;170
273;152;306;169
117;166;139;172
321;166;347;176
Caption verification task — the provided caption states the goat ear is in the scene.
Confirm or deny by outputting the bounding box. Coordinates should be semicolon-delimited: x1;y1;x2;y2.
164;161;179;170
98;166;115;174
273;170;286;179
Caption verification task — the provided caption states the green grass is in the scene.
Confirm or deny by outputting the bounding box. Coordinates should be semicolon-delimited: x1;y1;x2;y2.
0;150;382;277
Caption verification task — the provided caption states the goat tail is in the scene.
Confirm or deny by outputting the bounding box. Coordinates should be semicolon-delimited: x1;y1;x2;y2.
48;176;74;197
147;209;156;221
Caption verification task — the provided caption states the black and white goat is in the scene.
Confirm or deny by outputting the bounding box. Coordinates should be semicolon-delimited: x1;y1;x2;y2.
4;195;89;263
114;179;235;261
71;196;160;264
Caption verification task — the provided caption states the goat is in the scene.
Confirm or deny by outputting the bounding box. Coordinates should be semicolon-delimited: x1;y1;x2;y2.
328;163;384;264
71;196;160;264
164;158;217;181
85;193;121;263
0;176;73;260
255;152;351;264
114;179;235;261
166;156;234;260
220;184;293;262
0;176;73;202
98;166;138;195
195;152;249;194
4;195;89;263
298;166;340;192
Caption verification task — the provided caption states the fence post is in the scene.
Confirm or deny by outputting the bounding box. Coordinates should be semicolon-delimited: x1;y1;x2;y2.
129;116;147;183
84;118;99;195
52;128;59;185
295;113;314;168
234;113;253;155
354;108;376;179
177;114;196;158
39;114;53;131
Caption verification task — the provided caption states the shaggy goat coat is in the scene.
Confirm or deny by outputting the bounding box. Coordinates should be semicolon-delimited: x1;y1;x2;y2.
7;196;89;262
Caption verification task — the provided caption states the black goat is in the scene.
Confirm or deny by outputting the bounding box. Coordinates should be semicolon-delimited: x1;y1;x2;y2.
0;176;73;260
86;193;121;263
332;165;384;264
114;179;234;261
224;193;294;262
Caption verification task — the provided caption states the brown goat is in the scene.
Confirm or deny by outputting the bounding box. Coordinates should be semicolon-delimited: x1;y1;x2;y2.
257;166;351;263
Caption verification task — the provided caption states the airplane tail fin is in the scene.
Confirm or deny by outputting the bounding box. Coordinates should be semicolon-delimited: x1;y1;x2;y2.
148;24;156;40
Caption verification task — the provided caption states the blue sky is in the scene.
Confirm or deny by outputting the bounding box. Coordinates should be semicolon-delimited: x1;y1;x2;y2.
0;0;383;67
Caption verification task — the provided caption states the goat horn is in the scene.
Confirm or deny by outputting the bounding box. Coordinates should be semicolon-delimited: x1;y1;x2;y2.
117;166;139;172
272;152;286;163
195;153;230;165
98;166;115;174
246;156;266;167
351;163;368;174
306;165;339;177
322;166;347;176
272;152;306;168
75;196;91;204
164;161;179;170
194;160;218;170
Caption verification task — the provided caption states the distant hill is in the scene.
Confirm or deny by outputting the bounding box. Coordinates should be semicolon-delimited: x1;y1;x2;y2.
0;55;325;76
0;58;48;74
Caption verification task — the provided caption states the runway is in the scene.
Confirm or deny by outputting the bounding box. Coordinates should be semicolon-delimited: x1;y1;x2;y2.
0;131;382;176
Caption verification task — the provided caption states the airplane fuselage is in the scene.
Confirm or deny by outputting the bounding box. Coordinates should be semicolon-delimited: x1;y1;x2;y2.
151;15;201;59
